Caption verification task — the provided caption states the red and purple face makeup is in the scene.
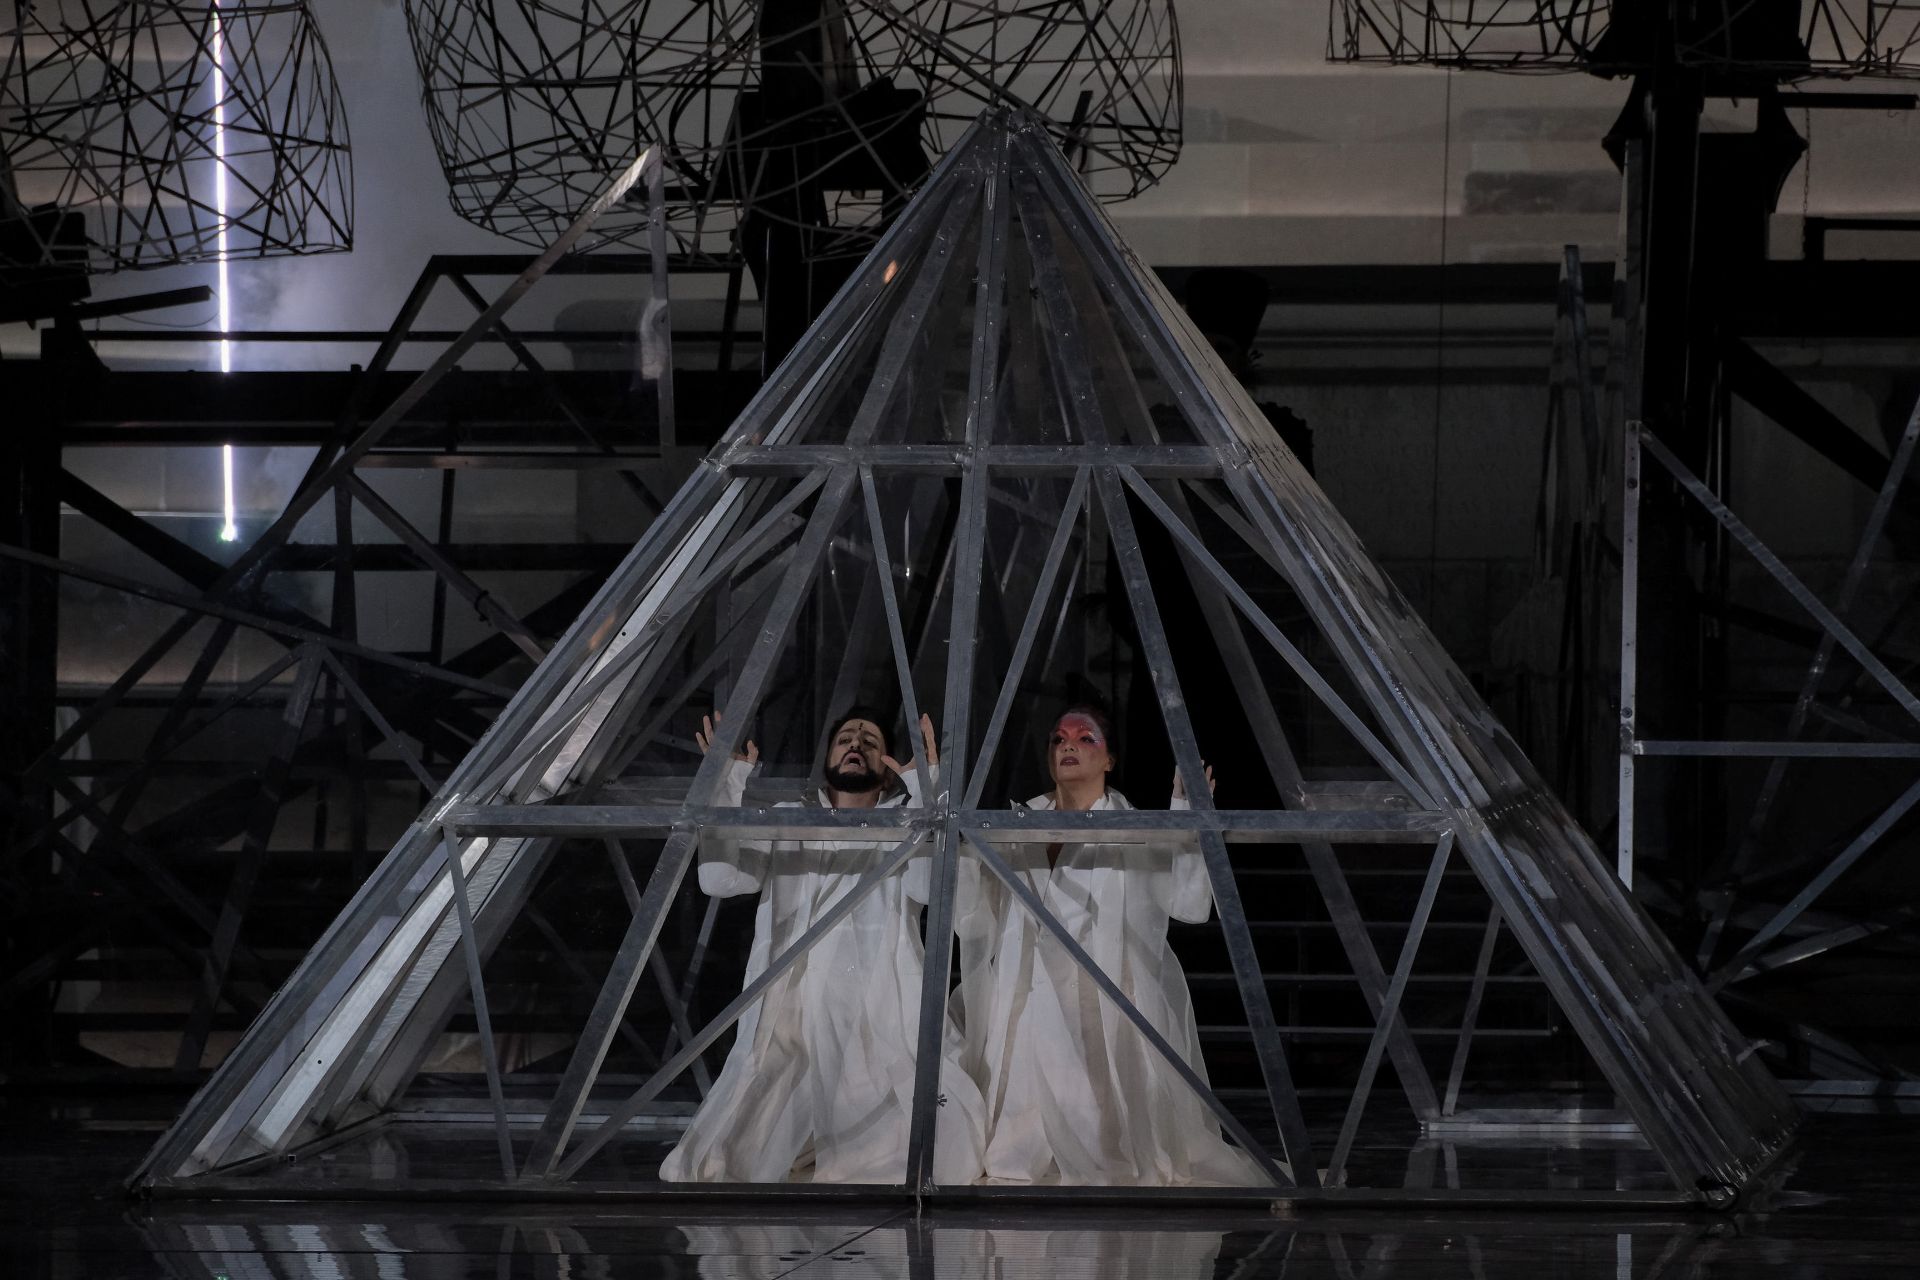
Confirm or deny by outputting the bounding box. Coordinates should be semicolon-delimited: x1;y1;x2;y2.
1049;712;1112;783
1052;713;1106;750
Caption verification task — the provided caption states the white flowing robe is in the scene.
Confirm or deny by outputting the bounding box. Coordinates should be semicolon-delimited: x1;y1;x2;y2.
658;760;987;1183
955;789;1268;1186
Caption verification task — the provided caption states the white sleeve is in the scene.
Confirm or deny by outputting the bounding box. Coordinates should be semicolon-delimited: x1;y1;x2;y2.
1161;793;1215;924
696;758;768;897
899;763;940;903
900;761;939;808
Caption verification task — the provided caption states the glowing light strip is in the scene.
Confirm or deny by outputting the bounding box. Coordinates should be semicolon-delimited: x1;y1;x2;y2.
214;6;234;542
221;444;238;542
212;1;231;373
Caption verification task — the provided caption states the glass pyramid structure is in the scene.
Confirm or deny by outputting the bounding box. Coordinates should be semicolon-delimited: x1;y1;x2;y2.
134;112;1795;1204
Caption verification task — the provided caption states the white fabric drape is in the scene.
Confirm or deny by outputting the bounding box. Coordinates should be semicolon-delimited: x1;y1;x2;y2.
954;789;1268;1186
658;760;987;1183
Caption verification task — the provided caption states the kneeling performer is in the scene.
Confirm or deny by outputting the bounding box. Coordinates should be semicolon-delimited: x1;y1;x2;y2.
659;708;987;1184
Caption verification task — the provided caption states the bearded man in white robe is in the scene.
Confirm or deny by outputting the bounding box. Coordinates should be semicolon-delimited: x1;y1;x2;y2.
659;707;987;1184
956;707;1266;1186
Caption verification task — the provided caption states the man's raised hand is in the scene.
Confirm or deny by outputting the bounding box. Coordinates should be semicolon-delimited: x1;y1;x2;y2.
881;712;938;779
696;712;758;765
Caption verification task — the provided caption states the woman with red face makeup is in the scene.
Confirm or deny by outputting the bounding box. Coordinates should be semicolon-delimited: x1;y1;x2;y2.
953;707;1265;1187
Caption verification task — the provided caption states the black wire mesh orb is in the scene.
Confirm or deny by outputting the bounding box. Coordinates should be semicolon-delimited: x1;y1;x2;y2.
1329;0;1920;77
403;0;1180;258
0;1;353;272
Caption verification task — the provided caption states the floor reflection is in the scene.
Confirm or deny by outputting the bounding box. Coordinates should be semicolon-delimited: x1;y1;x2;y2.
680;1220;1228;1279
8;1107;1920;1280
121;1208;1740;1280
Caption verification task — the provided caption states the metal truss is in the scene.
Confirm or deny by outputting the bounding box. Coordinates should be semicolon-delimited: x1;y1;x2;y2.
403;0;1179;257
1329;1;1920;78
1;0;352;271
1619;405;1920;1075
132;110;1793;1205
1474;98;1920;1085
0;146;680;1072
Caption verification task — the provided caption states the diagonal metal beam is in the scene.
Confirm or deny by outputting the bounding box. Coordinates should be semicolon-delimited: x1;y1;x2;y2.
131;467;742;1183
603;838;710;1092
9;622;257;852
344;475;547;662
1723;337;1902;497
1327;831;1455;1185
1639;429;1920;728
202;148;665;596
841;183;984;449
521;467;860;1179
34;157;660;792
1094;466;1321;1187
520;901;663;1071
0;545;515;698
175;652;325;1070
1734;905;1919;982
1146;478;1442;1121
859;467;935;801
1700;390;1920;960
553;834;930;1181
1062;236;1443;1123
964;470;1089;806
1444;907;1504;1116
437;828;516;1179
457;474;821;805
1710;773;1920;990
1120;468;1438;809
42;775;277;1001
586;548;798;786
438;271;662;513
55;469;228;590
316;650;439;792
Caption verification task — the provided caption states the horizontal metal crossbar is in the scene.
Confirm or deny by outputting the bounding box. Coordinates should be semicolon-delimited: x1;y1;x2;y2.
1635;739;1920;758
137;1175;1698;1209
442;805;1455;843
718;444;1227;476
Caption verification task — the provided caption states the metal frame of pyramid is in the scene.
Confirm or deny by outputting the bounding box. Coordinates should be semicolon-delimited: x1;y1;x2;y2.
132;111;1797;1206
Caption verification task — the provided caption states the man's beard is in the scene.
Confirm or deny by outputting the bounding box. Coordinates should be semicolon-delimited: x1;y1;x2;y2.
824;760;885;794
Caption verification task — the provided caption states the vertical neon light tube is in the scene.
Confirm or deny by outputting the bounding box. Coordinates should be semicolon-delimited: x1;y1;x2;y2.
221;444;238;542
211;1;231;373
213;5;235;542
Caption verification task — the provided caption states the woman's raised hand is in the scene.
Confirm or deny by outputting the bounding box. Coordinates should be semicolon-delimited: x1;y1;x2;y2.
1171;762;1215;801
696;712;758;764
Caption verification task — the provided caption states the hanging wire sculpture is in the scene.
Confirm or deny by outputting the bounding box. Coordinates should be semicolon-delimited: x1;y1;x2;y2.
403;0;1180;258
0;0;353;272
1330;0;1920;76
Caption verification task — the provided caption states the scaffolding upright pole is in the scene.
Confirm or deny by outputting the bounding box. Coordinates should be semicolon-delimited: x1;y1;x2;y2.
1618;421;1643;889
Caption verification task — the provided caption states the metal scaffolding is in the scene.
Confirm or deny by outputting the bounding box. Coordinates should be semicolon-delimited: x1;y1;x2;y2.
0;146;684;1077
131;111;1794;1205
1618;407;1920;1079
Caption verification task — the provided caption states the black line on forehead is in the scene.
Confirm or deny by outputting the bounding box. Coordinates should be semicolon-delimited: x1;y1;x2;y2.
828;706;893;754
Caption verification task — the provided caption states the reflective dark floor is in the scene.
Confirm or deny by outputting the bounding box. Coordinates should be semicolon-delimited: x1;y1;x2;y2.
4;1095;1918;1278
